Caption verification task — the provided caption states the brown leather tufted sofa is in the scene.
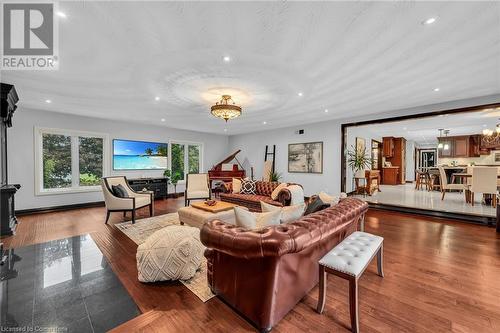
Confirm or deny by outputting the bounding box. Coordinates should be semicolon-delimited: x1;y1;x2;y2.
219;181;299;212
200;198;368;332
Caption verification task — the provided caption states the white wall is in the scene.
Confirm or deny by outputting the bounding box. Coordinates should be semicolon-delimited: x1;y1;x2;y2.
228;94;500;196
8;108;229;210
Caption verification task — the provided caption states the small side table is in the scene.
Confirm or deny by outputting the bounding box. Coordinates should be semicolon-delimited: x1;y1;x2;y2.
354;177;367;197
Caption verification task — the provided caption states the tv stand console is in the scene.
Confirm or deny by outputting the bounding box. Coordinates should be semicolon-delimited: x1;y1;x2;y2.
127;177;168;199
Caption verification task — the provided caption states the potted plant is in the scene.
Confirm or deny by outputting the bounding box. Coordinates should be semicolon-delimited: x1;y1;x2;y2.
347;145;372;179
268;170;282;182
170;172;182;197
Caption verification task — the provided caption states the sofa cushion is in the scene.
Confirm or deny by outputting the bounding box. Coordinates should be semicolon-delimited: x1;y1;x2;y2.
112;184;129;198
304;196;330;215
136;225;204;282
240;179;257;194
318;191;339;206
260;201;305;224
232;178;242;193
234;206;281;229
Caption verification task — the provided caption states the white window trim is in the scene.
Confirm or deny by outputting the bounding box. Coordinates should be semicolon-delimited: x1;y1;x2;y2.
34;127;110;196
168;140;204;184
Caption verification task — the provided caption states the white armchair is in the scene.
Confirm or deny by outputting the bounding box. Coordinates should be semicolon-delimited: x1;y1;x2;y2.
438;167;467;201
185;173;211;206
470;167;497;207
101;176;153;224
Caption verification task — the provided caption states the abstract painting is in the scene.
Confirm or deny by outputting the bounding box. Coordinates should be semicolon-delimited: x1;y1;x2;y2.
288;142;323;173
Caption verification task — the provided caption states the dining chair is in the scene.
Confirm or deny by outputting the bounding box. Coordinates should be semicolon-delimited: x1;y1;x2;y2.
470;167;497;207
438;167;467;201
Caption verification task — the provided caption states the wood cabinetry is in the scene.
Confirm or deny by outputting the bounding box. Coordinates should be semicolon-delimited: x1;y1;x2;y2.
382;137;406;185
382;167;399;185
383;137;394;157
438;135;481;158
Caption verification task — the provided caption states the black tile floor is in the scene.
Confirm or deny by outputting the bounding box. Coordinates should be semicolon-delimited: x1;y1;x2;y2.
1;234;140;332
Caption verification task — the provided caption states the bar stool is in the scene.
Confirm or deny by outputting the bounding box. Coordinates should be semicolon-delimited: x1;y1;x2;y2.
415;170;430;191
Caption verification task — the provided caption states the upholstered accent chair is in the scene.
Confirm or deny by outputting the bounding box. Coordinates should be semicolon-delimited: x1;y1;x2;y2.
185;173;211;206
101;176;154;224
438;167;467;201
470;167;497;207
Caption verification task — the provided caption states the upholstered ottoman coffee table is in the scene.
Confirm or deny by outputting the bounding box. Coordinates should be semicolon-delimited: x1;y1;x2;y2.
178;201;246;229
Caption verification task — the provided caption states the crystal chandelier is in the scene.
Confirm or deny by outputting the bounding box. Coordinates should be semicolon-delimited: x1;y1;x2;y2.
482;118;500;144
210;95;242;122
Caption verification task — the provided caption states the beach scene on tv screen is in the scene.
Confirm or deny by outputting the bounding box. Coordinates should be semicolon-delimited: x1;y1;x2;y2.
113;140;167;170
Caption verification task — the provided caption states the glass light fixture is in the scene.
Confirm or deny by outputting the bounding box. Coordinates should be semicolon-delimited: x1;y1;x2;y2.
437;129;444;149
210;95;242;122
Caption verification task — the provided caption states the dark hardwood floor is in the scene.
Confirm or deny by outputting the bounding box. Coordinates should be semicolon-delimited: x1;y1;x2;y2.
4;199;500;332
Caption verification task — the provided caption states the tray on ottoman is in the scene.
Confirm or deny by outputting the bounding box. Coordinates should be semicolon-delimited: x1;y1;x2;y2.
190;201;238;213
178;202;246;229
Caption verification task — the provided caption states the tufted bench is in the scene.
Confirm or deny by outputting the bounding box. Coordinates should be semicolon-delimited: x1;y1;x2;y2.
316;231;384;333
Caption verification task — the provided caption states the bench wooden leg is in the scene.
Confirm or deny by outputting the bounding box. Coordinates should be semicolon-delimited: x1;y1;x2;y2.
316;265;327;314
349;277;359;333
377;243;384;278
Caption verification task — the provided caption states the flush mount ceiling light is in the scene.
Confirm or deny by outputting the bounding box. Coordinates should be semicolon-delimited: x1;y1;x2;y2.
45;99;52;103
223;56;231;62
422;17;437;25
433;88;440;92
297;92;303;97
210;95;242;122
324;109;329;113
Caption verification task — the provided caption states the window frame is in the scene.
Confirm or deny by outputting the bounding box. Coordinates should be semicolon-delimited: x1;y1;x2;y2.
168;140;204;184
34;127;110;196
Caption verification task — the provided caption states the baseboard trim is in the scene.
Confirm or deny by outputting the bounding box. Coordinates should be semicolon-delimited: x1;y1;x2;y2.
16;193;184;216
367;202;496;226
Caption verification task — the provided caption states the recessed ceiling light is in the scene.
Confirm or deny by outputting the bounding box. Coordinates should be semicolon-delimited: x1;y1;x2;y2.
161;118;166;122
324;109;329;113
223;56;231;62
422;17;437;25
224;128;228;132
433;88;440;92
155;96;160;101
56;11;67;18
45;99;51;103
297;92;303;97
263;121;267;125
483;124;488;128
403;127;408;130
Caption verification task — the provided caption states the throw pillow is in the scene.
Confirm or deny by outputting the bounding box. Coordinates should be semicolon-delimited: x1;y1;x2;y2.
234;206;281;229
318;191;340;206
304;197;330;216
260;201;305;224
240;179;256;195
270;183;287;200
112;184;129;198
232;178;242;194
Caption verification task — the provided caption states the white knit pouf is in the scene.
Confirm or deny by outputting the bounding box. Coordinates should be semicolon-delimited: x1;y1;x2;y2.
136;225;204;282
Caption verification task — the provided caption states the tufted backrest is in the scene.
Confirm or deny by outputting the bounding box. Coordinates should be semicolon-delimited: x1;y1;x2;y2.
201;198;368;259
255;181;281;196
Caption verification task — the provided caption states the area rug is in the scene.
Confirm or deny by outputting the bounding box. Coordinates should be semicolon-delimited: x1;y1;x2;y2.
115;213;215;302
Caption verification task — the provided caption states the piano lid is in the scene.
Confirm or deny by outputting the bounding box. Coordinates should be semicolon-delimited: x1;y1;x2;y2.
212;150;243;170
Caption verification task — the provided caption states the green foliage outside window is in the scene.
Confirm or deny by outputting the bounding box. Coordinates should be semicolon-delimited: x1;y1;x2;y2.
79;137;103;186
188;145;200;173
43;134;72;189
171;143;185;181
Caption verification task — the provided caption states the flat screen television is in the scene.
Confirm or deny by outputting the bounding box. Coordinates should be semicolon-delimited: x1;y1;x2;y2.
113;139;168;170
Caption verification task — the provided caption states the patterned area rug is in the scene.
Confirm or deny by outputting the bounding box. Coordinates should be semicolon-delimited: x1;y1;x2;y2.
115;213;215;302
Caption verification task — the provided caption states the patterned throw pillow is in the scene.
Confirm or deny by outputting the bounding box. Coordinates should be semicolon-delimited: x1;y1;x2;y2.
240;179;256;194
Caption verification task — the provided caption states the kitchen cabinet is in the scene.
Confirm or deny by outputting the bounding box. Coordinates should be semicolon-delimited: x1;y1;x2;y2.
383;137;406;184
382;167;399;185
383;137;394;158
438;135;481;158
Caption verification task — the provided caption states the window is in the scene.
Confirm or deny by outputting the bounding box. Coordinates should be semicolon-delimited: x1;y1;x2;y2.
36;128;109;195
170;141;202;182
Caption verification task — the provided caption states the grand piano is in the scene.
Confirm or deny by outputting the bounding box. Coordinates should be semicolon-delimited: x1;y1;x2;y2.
208;150;246;187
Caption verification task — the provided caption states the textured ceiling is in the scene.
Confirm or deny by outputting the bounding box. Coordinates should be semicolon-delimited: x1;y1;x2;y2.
348;107;500;146
3;1;500;135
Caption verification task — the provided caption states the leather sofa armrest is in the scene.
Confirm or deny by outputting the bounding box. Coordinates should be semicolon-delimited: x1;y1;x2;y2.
277;188;292;206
